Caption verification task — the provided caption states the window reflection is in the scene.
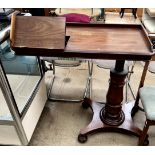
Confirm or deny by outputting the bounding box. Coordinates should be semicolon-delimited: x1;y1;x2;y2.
0;39;41;115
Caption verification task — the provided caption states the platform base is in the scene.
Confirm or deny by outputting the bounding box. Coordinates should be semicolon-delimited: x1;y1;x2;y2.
78;99;142;145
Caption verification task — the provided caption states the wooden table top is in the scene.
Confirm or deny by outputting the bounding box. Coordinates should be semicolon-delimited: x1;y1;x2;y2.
65;23;153;60
10;16;66;55
10;17;153;60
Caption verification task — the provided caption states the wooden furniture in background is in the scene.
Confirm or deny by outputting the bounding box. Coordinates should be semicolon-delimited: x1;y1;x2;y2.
105;8;143;18
120;8;137;18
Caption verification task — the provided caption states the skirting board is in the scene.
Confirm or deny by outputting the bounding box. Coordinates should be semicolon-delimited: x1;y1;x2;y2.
22;76;47;142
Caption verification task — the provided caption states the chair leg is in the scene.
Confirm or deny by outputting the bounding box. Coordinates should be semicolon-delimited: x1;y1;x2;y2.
47;61;55;98
125;61;136;102
132;8;137;19
89;61;93;98
84;61;93;99
125;78;128;102
100;8;105;21
120;8;125;18
138;120;150;146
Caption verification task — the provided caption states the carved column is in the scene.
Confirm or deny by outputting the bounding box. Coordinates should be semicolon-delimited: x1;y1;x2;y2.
100;60;128;126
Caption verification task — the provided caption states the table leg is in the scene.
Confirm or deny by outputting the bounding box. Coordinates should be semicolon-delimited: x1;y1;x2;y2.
120;8;125;18
78;60;142;144
100;8;105;21
132;9;137;19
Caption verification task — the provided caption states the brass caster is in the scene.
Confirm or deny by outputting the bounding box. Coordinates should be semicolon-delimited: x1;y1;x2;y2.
78;134;88;143
143;135;149;146
82;101;89;109
82;98;91;109
131;105;139;117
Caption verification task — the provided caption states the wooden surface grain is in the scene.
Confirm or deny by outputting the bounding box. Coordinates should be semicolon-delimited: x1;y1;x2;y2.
65;24;152;60
10;16;66;55
10;17;152;60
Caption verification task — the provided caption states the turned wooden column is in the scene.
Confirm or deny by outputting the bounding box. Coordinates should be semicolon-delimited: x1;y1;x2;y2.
100;60;128;126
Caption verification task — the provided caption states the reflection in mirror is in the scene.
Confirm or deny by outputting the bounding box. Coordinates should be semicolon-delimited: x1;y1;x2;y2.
0;87;13;120
0;39;41;115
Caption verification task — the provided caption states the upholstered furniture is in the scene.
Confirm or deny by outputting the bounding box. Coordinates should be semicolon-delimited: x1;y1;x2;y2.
132;55;155;145
60;13;91;23
54;8;105;21
141;8;155;73
137;51;155;145
42;57;92;102
142;8;155;40
146;8;155;17
138;86;155;145
147;61;155;73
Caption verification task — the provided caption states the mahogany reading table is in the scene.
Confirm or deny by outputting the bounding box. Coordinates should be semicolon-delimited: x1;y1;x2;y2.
10;16;153;145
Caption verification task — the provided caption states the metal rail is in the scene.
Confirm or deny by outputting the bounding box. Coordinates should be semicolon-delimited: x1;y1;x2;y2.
0;25;10;44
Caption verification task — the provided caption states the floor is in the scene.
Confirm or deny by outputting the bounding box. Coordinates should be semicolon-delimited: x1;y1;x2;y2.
29;61;155;146
0;75;40;120
104;11;141;24
28;12;155;146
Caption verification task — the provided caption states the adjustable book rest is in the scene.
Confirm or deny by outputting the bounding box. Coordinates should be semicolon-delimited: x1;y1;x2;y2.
10;15;66;56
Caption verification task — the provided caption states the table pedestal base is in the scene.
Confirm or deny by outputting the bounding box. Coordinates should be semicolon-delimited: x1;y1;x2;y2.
78;99;142;144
